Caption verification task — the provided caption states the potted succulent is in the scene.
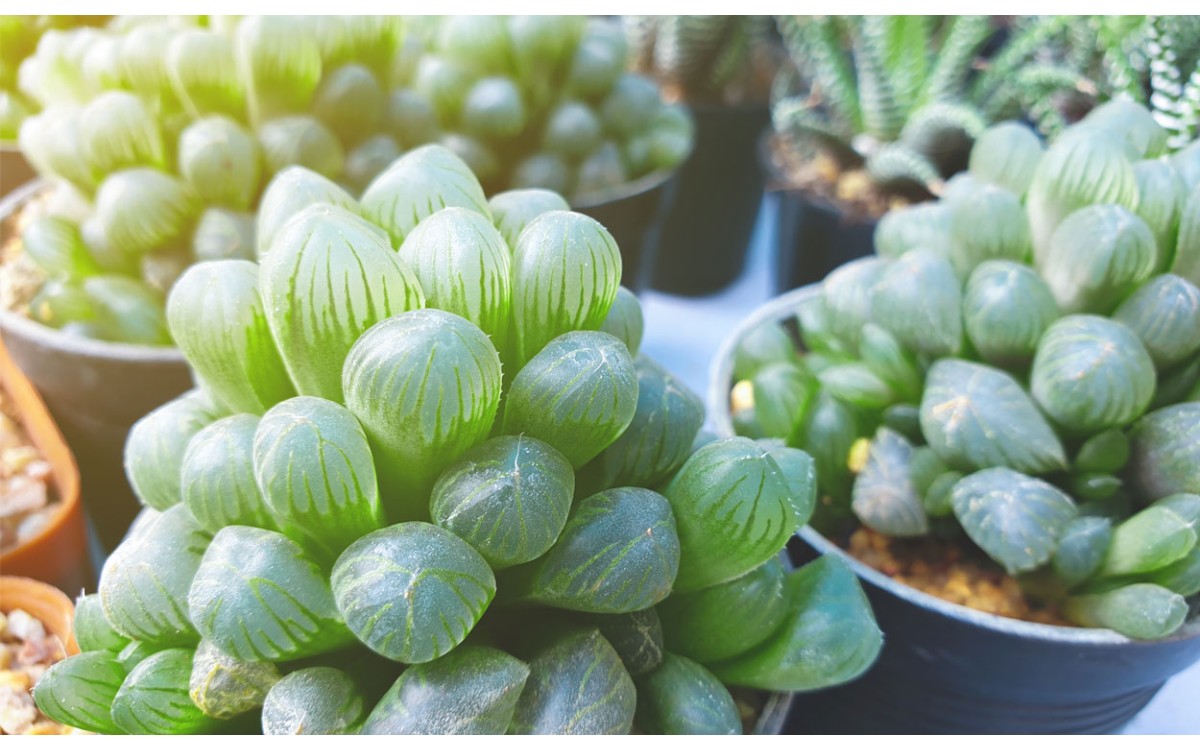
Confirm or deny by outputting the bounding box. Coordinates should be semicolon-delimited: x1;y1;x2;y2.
766;15;1094;293
712;103;1200;732
623;16;781;295
0;15;693;547
30;145;882;735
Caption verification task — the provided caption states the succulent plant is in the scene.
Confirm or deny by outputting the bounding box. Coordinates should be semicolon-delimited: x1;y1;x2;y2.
6;15;691;346
729;102;1200;639
34;146;881;735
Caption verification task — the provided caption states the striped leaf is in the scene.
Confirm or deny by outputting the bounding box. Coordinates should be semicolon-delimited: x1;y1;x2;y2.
852;428;929;537
870;248;962;358
948;184;1031;277
177;116;261;211
590;609;664;677
963;261;1059;369
74;594;130;653
360;144;491;245
253;397;385;560
255;166;359;259
1065;584;1187;640
99;504;211;646
635;653;741;735
663;438;798;592
332;522;496;663
342;310;503;513
1040;205;1158;315
1128;404;1200;500
503;487;679;614
508;210;621;371
430;435;574;570
257;115;344;179
1113;274;1200;370
873;203;952;260
167;260;297;414
94;168;199;259
510;629;636;735
19;106;98;194
261;203;424;402
1052;516;1112;588
821;257;889;351
968;121;1044;197
1171;184;1200;287
189;640;280;720
112;649;215;735
261;667;367;735
1132;159;1187;261
167;28;244;118
33;652;126;734
361;646;529;735
79;91;165;176
192;208;256;262
235;15;322;124
21;216;99;280
188;526;354;662
503;331;638;469
181;414;278;533
487;188;570;250
599;286;644;356
125;389;225;511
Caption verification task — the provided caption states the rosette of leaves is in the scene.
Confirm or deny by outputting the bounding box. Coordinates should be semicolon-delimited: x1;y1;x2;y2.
37;146;881;735
728;104;1200;639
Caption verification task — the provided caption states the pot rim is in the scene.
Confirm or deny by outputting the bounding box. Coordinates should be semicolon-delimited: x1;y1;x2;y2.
569;165;684;211
0;575;80;655
709;282;1200;648
0;179;186;365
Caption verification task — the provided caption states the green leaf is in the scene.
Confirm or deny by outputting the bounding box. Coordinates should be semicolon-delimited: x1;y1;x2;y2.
732;321;796;381
508;210;621;370
192;208;256;262
510;629;636;735
487;188;570;250
313;63;386;146
255;166;358;259
873;203;952;260
462;77;527;141
504;487;679;613
663;438;798;592
117;641;163;673
362;645;529;734
167;28;244;118
599;286;644;357
920;359;1066;474
1100;506;1197;577
343;135;402;194
817;363;895;410
962;260;1059;369
853;428;929;537
968;121;1044;197
112;648;215;734
413;55;476;124
94;168;199;259
167;259;298;414
18;105;97;194
1040;205;1158;315
315;16;403;75
261;667;367;735
33;652;126;734
431;435;573;570
361;143;491;245
1133;160;1188;263
1052;516;1113;588
332;522;496;663
79;90;165;177
1146;548;1200;597
257;115;345;179
343;310;503;512
795;391;859;504
182;415;277;533
1128;403;1200;500
709;556;882;691
74;593;131;653
83;276;170;346
188;525;353;662
1174;185;1200;287
1031;315;1156;433
21;216;100;280
951;467;1078;574
253;396;385;560
859;323;923;404
765;444;818;528
590;609;663;677
189;640;280;720
177;116;261;211
1082;99;1169;159
262;203;424;402
125;389;224;511
118;24;178;103
922;471;962;517
235;15;322;124
1113;274;1200;370
947;184;1031;277
1155;493;1200;530
752;362;816;439
100;504;210;646
567;30;625;100
657;558;788;665
636;653;741;735
1075;429;1131;474
1064;584;1187;639
871;248;962;358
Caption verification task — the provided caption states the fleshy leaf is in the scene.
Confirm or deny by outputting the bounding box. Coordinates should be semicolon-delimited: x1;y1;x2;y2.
112;648;214;735
599;286;644;356
1051;516;1112;588
635;654;741;735
257;115;344;179
94;168;199;259
74;593;131;653
186;641;278;722
33;652;127;734
873;203;952;260
1174;185;1200;286
331;522;496;663
1064;584;1187;640
261;667;367;735
192;208;256;262
951;467;1077;574
947;183;1030;276
1133;159;1187;262
255;166;358;259
488;188;570;250
962;260;1059;368
182;414;276;533
21;216;100;280
1127;403;1200;500
188;525;354;662
591;609;664;677
1039;205;1158;315
79;90;165;176
84;275;170;345
125;389;224;511
313;63;386;147
870;248;962;357
852;427;929;537
1147;548;1200;597
167;28;244;118
177;116;261;211
753;361;816;439
1112;274;1200;370
732;321;796;381
968;121;1043;196
235;15;322;124
1100;506;1197;577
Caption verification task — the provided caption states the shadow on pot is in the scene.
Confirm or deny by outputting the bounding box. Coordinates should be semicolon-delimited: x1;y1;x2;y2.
708;284;1200;735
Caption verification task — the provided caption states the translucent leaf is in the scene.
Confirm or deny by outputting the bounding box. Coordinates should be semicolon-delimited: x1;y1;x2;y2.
257;115;344;179
192;208;256;262
235;15;322;123
261;667;366;735
920;359;1067;474
188;640;279;720
313;63;385;146
118;24;178;103
462;77;527;141
413;55;475;123
1040;205;1158;314
487;188;570;250
567;31;625;100
821;257;889;352
33;652;126;734
1051;516;1112;588
503;331;638;469
18;105;97;193
947;183;1030;277
398;207;510;352
255;166;358;259
709;556;882;691
509;629;635;735
591;609;663;677
125;389;224;511
84;276;171;346
342;310;503;512
361;646;529;735
261;203;424;402
852;428;929;537
21;215;100;279
509;15;586;82
167;28;244;118
951;467;1077;574
440;134;501;186
181;415;275;533
1064;584;1186;639
1075;429;1131;474
792;391;860;521
873;203;952;260
817;363;895;410
100;504;211;646
385;88;441;149
508;210;621;370
177;116;261;210
600;73;660;139
574;141;628;196
503;487;679;614
1128;403;1200;503
663;438;798;592
1171;184;1200;287
315;16;403;75
1133;160;1187;264
858;323;923;403
510;153;572;194
253;397;385;559
968;121;1043;197
657;558;787;665
1100;506;1197;577
635;654;740;735
1081;99;1168;158
733;321;797;381
94;168;199;258
360;143;491;245
343;134;401;194
188;525;354;662
542;100;603;161
112;648;214;734
1146;548;1200;597
871;248;962;357
962;260;1059;368
599;286;644;356
1030;315;1156;433
79;91;165;175
1113;274;1200;370
331;522;496;663
167;259;297;414
74;593;130;653
430;435;574;570
766;444;818;527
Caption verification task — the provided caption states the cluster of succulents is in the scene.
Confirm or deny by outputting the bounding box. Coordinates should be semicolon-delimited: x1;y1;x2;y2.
623;15;779;104
730;100;1200;639
770;15;1093;198
31;146;880;735
7;15;691;346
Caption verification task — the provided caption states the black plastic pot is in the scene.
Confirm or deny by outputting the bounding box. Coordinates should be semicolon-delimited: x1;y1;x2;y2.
710;285;1200;735
0;182;193;551
573;167;679;293
649;102;770;297
0;146;36;199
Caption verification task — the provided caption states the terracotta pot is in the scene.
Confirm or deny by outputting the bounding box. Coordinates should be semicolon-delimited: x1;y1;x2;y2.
0;575;80;656
0;337;89;594
0;146;36;199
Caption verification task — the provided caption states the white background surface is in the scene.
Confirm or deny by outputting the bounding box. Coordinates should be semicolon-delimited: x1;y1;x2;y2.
639;197;1200;735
